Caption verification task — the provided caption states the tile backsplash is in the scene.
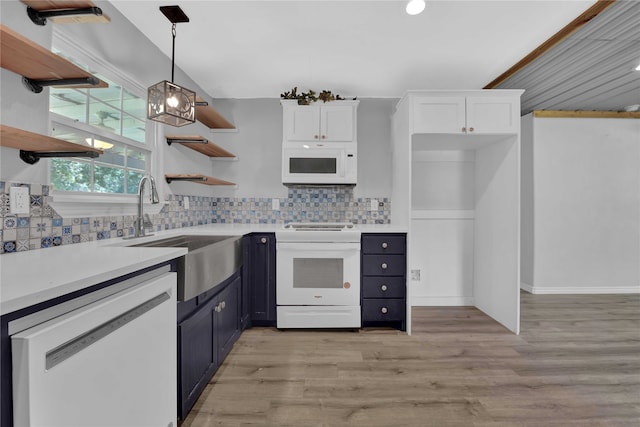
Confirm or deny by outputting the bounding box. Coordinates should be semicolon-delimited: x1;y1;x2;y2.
0;182;390;254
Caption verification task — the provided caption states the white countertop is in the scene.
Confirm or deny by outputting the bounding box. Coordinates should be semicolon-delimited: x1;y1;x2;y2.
0;223;407;316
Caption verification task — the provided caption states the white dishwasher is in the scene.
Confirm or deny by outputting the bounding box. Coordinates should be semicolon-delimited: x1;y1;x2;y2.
11;268;177;427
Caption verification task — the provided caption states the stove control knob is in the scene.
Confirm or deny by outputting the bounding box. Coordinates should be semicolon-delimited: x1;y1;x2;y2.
381;307;388;314
381;263;388;270
381;284;388;292
381;242;388;249
260;237;267;244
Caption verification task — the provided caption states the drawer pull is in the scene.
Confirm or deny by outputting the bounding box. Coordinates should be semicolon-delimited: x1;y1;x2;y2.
260;237;267;244
381;284;388;292
221;301;226;309
381;242;388;249
381;263;388;270
381;307;388;314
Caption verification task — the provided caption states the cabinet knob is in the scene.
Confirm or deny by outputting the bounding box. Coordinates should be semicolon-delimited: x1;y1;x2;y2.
221;301;226;309
381;242;388;249
381;284;388;292
260;237;267;244
381;263;388;270
469;127;475;132
381;307;388;314
214;304;221;313
321;135;326;139
314;135;319;139
462;127;466;133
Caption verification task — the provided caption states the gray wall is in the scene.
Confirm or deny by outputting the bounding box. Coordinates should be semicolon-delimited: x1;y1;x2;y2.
0;0;394;202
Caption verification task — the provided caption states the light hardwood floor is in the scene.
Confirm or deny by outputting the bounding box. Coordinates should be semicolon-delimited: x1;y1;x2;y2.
182;293;640;427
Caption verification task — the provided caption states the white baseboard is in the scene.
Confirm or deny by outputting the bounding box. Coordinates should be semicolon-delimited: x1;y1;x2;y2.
520;283;640;294
411;296;474;306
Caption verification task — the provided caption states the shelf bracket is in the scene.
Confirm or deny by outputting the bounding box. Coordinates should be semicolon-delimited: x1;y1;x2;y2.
27;6;104;26
165;176;207;184
19;150;100;165
166;137;209;146
22;76;100;94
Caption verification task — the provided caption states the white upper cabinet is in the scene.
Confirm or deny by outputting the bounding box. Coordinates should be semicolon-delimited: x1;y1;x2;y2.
411;92;520;135
282;100;358;143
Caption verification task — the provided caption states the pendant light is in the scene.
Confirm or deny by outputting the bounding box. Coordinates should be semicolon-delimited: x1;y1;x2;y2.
147;5;196;127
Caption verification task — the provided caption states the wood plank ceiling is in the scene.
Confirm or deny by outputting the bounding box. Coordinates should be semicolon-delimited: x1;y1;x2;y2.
486;0;640;114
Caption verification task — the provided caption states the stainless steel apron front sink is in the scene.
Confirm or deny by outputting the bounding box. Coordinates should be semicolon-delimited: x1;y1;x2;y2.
129;235;243;301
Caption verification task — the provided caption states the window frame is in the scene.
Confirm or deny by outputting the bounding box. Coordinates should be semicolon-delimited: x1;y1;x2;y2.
48;28;163;217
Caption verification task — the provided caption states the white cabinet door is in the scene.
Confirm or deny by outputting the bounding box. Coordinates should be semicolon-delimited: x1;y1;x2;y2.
466;96;519;134
320;104;355;141
412;95;519;135
283;102;356;142
412;96;466;134
284;105;320;141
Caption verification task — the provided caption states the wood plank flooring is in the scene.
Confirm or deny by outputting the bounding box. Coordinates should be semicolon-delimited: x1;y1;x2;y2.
181;293;640;426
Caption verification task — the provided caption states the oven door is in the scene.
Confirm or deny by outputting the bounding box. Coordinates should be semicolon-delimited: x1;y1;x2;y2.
276;241;360;306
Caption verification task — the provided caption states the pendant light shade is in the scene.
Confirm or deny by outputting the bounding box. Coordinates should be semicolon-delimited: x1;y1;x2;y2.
148;80;195;127
147;5;195;127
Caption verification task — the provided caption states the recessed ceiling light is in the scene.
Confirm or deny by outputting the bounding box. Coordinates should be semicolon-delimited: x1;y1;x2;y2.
635;63;640;71
406;0;426;15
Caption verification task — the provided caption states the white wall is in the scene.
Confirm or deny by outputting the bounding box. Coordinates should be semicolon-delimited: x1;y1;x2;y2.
522;115;640;293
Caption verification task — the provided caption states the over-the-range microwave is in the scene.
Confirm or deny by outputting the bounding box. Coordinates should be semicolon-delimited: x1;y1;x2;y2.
282;142;357;185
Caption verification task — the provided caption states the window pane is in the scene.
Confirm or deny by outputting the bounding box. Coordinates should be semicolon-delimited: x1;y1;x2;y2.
51;159;92;192
51;125;91;148
97;145;126;167
89;102;121;134
122;115;146;143
127;148;146;170
89;81;122;111
50;88;87;123
127;170;144;194
94;165;125;193
123;89;146;119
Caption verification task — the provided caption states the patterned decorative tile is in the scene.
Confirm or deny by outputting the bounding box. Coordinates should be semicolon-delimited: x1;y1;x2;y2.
4;216;17;229
3;241;16;253
30;195;42;207
41;237;53;248
16;240;29;252
17;217;29;228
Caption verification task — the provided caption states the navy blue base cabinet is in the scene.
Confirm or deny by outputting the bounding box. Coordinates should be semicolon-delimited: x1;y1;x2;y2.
177;271;241;419
361;233;407;331
244;233;276;326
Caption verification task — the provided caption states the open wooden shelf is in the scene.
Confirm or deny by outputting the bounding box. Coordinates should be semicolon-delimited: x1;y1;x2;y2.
21;1;111;25
0;24;108;92
165;174;235;186
0;124;103;164
166;135;235;158
195;96;235;129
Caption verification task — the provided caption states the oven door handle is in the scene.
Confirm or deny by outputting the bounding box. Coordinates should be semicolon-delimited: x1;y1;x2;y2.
277;242;360;251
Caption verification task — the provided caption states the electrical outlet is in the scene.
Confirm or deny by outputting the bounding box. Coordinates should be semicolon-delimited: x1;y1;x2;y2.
10;186;30;214
272;198;280;210
410;269;421;281
183;196;190;210
370;199;378;211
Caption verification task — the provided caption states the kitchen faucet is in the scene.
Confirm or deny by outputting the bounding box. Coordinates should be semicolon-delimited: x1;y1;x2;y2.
134;174;160;238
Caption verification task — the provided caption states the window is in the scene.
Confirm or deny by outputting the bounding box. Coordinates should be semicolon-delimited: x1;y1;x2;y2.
49;32;151;197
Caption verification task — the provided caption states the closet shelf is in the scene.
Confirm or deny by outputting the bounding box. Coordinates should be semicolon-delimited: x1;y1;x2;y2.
166;135;235;158
195;96;235;130
165;174;235;186
21;1;111;25
0;124;103;164
0;24;108;93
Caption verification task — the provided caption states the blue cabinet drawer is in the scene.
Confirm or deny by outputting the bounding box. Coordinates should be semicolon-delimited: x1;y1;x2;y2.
361;234;405;255
362;254;405;276
362;298;405;322
362;276;405;298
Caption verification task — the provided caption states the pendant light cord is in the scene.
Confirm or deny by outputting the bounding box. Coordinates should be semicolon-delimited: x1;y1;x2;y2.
171;23;176;83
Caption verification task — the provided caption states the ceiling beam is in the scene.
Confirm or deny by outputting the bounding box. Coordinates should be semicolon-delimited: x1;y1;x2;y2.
533;110;640;119
484;0;617;89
